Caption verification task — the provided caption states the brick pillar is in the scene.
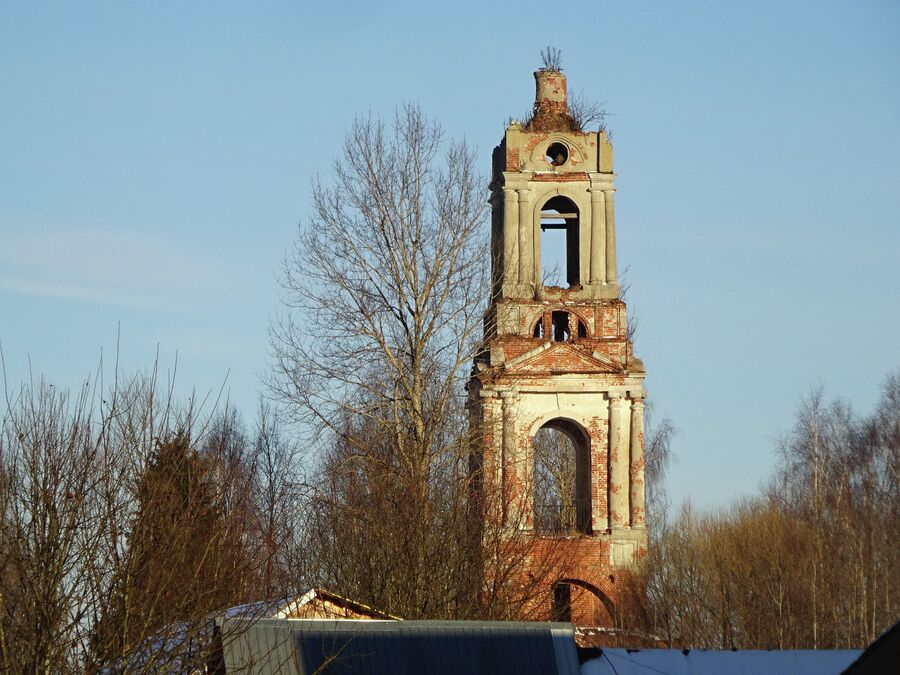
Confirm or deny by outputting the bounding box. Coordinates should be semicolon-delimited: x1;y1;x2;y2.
629;396;646;528
500;390;523;527
608;393;630;529
591;403;610;532
567;312;578;341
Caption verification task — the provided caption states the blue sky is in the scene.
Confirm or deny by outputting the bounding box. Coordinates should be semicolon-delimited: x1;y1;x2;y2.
1;1;898;508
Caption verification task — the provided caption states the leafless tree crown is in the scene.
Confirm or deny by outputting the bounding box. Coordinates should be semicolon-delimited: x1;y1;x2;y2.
268;106;583;620
568;90;608;133
0;365;305;672
638;375;900;649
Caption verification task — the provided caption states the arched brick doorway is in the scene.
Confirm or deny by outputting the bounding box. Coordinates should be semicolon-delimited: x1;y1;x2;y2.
552;578;616;628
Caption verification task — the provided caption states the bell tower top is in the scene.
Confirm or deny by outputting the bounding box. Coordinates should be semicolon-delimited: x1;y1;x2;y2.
489;65;619;308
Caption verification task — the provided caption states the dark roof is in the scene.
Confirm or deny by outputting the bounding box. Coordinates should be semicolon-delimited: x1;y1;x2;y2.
217;618;581;675
582;648;863;675
842;620;900;675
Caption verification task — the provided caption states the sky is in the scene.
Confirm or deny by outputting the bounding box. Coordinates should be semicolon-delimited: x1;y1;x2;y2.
1;1;898;509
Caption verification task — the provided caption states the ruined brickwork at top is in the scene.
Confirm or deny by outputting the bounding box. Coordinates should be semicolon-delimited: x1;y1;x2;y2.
527;68;577;132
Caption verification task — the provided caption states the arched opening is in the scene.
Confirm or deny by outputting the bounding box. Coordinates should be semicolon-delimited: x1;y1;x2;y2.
540;196;579;288
551;310;570;342
533;418;591;534
551;582;572;622
553;579;617;628
531;311;589;342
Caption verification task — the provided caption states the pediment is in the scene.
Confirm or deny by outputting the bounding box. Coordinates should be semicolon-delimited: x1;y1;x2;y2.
503;342;624;375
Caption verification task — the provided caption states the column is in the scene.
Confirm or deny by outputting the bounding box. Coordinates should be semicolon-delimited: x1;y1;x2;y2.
608;392;630;529
589;189;606;285
478;390;503;527
629;396;646;528
592;398;610;532
500;390;519;526
502;187;519;286
579;193;591;287
604;189;617;284
517;189;532;286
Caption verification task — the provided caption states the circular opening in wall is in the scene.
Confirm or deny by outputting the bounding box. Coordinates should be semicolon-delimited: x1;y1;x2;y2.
545;142;569;166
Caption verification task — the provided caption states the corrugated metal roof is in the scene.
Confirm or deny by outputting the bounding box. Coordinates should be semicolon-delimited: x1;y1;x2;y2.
582;648;864;675
217;618;581;675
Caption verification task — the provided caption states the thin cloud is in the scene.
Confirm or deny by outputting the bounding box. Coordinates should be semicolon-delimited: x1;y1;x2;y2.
0;228;230;310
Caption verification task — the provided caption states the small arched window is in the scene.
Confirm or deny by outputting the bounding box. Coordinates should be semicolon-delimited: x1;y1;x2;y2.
551;311;570;342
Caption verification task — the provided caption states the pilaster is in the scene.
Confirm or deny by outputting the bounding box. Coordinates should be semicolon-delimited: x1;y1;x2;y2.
629;396;646;528
589;188;606;286
517;189;532;286
500;390;522;526
502;187;519;289
604;189;617;284
608;392;630;530
591;400;610;533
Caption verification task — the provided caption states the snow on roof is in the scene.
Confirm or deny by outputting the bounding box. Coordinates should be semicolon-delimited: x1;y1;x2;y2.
581;648;863;675
222;596;294;619
221;587;399;621
116;589;390;672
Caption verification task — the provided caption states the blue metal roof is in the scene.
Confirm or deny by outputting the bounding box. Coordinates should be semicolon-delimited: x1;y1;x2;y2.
217;619;581;675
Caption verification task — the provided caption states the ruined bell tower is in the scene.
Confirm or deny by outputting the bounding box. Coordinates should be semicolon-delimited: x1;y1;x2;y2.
469;65;647;627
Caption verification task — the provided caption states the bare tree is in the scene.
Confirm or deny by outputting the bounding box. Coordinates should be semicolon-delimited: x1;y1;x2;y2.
0;361;301;673
639;373;900;650
250;399;308;599
269;104;487;445
642;402;677;535
269;105;579;621
269;104;488;613
0;379;107;672
568;90;607;133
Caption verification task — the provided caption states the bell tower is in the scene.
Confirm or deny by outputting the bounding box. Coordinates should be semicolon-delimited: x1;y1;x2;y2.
470;65;647;628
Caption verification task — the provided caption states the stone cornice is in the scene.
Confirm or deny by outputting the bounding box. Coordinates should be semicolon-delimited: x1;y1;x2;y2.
480;380;645;396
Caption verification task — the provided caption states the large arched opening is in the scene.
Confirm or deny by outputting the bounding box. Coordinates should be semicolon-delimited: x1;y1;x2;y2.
552;578;617;627
539;196;580;288
533;417;591;535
